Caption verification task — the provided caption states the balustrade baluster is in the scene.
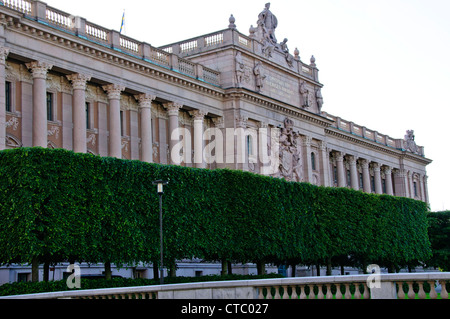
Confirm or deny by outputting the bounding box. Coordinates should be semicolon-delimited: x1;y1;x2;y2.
439;280;448;299
299;285;307;299
258;287;264;299
274;286;281;299
353;283;362;300
417;282;426;299
428;281;437;299
316;285;324;299
325;284;333;299
407;282;415;299
362;284;370;299
290;286;298;300
397;282;406;299
334;284;343;299
344;283;352;299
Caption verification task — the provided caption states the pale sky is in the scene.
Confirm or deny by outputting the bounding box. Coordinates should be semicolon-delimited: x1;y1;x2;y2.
43;0;450;212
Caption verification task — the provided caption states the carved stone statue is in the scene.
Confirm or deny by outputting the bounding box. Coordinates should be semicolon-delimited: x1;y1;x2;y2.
300;81;309;108
257;3;278;45
253;61;266;93
279;38;294;68
316;88;324;112
404;130;419;154
235;52;245;86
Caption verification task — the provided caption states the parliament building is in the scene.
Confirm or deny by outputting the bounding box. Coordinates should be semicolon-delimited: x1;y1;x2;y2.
0;1;433;281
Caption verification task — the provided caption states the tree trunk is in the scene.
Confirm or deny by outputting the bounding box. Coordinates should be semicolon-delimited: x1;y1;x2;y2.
228;261;232;275
257;261;266;275
104;262;112;280
43;260;50;282
316;263;320;276
31;257;39;282
153;264;159;281
291;264;296;277
326;257;332;276
221;260;228;276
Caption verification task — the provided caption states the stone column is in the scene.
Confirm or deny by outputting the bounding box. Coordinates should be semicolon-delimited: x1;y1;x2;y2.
319;141;330;187
360;159;371;193
135;94;156;163
0;47;9;150
26;61;53;148
302;136;313;183
67;73;91;153
423;175;429;204
103;84;125;158
190;110;207;169
335;151;346;188
165;102;183;165
383;166;394;196
372;162;383;194
348;155;359;190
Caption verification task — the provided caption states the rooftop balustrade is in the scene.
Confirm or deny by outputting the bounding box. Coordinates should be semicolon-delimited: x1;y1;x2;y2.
322;112;425;156
1;0;221;86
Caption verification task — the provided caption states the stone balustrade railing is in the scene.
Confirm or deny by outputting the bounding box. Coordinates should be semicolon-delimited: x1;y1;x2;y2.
1;273;448;300
322;112;425;156
0;0;221;87
159;29;318;81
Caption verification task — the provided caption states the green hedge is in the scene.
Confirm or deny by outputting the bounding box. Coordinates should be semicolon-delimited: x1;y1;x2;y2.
0;148;432;272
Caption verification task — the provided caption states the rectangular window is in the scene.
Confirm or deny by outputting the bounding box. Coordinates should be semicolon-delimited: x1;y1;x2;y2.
359;173;363;190
333;166;338;185
370;176;375;193
46;92;54;121
120;110;124;136
86;102;91;130
414;181;418;197
5;81;11;112
382;179;387;194
346;170;351;187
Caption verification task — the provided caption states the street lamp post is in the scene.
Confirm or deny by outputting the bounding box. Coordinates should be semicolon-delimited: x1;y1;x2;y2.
152;179;168;285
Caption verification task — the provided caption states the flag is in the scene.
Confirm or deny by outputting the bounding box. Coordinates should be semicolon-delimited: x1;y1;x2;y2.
120;10;125;34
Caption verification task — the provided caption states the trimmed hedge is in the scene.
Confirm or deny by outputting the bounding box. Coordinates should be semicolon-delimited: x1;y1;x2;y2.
0;148;432;272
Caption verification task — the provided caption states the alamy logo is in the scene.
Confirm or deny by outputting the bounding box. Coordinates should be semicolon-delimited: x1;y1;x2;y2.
66;264;81;289
170;127;280;174
366;264;381;289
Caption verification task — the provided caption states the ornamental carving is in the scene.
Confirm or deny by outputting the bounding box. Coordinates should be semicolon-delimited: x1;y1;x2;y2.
273;118;303;182
404;130;419;154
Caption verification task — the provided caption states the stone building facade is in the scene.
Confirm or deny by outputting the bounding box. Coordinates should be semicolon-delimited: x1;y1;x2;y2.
0;0;434;284
0;1;431;200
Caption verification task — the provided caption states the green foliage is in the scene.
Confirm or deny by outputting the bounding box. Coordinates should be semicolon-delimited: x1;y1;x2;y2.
427;211;450;271
0;148;432;274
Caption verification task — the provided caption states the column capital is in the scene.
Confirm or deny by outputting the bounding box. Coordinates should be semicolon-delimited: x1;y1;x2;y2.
359;158;369;169
212;117;224;129
135;94;156;109
189;109;208;121
0;47;9;65
333;151;344;162
26;61;53;79
164;102;183;116
382;166;392;175
347;155;357;166
371;162;381;171
67;73;91;90
102;84;125;100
